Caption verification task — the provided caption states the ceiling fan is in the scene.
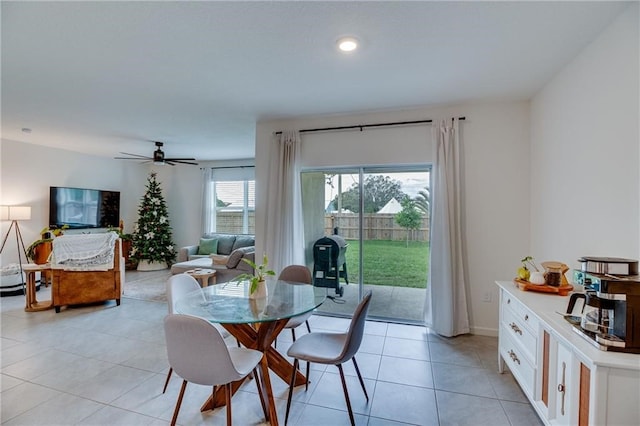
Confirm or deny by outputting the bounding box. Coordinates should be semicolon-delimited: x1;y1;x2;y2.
115;141;198;166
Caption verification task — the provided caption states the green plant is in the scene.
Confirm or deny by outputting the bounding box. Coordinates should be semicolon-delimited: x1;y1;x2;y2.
521;256;540;272
395;199;423;247
39;224;69;238
107;227;133;241
233;253;276;294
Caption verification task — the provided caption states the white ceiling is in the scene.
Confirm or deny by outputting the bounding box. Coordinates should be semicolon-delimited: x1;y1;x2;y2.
1;1;630;162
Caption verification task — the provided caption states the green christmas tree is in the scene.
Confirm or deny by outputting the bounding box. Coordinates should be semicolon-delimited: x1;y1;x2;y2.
131;172;176;264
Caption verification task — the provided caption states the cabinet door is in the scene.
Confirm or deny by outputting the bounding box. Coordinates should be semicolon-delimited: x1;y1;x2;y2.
554;343;574;426
578;363;590;426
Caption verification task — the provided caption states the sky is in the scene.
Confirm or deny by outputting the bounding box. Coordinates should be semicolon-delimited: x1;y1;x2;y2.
324;171;430;206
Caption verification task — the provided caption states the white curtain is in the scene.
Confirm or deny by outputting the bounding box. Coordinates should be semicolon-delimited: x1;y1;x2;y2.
201;167;214;234
264;131;305;273
424;118;470;337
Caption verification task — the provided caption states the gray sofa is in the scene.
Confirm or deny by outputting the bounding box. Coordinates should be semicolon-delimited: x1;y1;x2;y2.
177;233;255;262
174;233;255;283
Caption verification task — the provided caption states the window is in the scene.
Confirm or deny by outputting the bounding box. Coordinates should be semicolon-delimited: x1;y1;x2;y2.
213;180;255;234
203;166;255;234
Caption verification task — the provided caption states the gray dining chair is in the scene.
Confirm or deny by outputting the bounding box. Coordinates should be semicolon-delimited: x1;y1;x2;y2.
164;314;265;426
278;265;313;342
163;273;231;393
285;290;373;426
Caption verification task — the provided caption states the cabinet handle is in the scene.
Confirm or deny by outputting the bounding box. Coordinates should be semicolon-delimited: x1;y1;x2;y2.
559;361;566;416
508;349;520;365
510;322;523;335
507;299;511;304
524;314;529;321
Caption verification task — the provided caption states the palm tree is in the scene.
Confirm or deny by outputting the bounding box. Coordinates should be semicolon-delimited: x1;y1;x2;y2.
414;187;430;214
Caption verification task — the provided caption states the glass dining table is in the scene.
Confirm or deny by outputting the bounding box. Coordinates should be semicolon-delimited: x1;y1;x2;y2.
175;279;326;425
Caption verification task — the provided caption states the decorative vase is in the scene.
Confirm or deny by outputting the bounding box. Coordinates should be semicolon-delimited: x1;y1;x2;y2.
137;259;168;271
249;280;267;299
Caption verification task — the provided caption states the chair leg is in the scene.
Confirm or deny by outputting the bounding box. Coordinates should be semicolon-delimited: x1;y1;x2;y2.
291;328;296;341
162;367;173;394
337;364;355;426
352;357;369;401
253;368;268;420
170;380;188;426
305;360;310;391
305;319;311;333
225;382;232;426
285;358;299;426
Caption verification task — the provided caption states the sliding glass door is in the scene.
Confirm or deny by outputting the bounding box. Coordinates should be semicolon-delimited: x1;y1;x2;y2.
301;166;430;323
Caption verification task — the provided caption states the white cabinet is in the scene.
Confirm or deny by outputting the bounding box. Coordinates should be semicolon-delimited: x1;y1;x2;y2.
498;292;537;396
496;281;640;426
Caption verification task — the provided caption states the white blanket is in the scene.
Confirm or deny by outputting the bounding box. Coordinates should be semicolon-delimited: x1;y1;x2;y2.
51;232;118;271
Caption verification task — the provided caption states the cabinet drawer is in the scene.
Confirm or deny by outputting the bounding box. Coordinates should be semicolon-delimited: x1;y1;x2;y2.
500;330;535;397
502;307;537;363
501;290;539;334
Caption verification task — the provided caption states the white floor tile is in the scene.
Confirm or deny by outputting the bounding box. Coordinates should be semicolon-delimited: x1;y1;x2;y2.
0;278;542;426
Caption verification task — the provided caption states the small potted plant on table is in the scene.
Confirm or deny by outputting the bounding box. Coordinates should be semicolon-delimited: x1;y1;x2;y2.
233;253;275;299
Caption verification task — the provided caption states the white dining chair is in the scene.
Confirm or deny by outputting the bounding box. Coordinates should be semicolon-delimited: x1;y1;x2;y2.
284;290;372;426
162;273;231;393
164;314;265;426
278;265;313;342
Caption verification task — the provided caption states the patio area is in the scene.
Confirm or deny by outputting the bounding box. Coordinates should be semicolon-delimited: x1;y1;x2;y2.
312;282;426;324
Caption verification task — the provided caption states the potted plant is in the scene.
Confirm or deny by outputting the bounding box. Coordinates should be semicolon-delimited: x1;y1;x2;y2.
26;237;53;264
233;253;275;299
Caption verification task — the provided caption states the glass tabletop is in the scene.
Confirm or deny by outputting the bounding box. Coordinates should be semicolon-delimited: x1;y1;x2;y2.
174;279;327;324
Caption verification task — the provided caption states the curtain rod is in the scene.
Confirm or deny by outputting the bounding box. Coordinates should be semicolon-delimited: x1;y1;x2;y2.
274;117;466;135
200;165;255;170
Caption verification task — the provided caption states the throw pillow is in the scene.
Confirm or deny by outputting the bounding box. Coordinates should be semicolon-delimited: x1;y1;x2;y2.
226;246;255;269
198;238;218;255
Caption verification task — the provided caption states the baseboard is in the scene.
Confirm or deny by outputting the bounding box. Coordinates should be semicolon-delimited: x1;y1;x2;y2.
470;325;498;337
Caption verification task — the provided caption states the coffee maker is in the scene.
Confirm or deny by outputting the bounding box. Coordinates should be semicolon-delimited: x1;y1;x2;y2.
569;257;640;354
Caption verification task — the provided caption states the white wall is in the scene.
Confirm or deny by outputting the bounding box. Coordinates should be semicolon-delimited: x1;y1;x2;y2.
256;101;531;335
530;4;639;268
0;139;254;269
0;139;147;265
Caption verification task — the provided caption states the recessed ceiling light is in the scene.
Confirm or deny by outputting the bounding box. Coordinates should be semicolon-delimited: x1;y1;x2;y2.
337;36;358;53
21;128;32;133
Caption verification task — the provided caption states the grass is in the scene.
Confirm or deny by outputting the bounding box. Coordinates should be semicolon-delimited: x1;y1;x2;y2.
343;239;429;288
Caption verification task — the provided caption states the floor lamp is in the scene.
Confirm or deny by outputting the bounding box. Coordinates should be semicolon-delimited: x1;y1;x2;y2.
0;205;32;288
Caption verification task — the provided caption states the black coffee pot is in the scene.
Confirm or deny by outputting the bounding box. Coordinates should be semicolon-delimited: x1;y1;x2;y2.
566;291;616;334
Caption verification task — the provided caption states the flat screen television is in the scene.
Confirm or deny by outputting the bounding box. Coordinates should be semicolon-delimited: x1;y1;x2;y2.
49;186;120;229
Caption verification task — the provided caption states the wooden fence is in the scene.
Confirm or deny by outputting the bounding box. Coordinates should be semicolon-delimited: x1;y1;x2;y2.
216;211;429;242
215;211;255;235
325;213;429;242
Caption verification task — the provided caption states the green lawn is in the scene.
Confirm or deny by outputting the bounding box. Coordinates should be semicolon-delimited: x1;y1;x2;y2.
343;239;429;288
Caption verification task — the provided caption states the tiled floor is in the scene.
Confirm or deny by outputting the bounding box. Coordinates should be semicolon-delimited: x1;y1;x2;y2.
1;283;542;425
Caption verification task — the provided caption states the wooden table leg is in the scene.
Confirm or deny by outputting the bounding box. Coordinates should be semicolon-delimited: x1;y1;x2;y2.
24;269;54;312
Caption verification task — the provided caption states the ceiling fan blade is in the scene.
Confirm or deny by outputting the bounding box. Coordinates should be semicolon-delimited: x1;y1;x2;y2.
164;161;177;166
164;157;197;161
116;152;153;159
171;160;199;165
114;156;152;160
